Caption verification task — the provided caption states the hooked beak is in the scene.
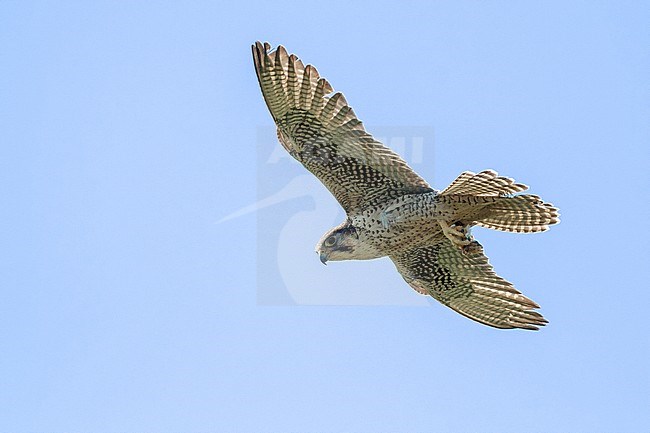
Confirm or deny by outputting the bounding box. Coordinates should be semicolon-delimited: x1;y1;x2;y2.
319;251;329;265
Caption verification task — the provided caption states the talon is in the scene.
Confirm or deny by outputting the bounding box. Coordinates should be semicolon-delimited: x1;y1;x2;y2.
462;240;482;255
379;208;399;230
440;220;472;246
379;212;390;229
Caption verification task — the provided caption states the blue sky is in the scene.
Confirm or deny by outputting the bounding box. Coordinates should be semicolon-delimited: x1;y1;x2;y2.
1;1;649;432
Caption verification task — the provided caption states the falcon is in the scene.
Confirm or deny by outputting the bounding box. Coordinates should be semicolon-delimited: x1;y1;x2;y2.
252;41;559;330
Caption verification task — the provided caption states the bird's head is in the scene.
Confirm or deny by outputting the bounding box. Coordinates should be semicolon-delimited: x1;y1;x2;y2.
316;222;382;264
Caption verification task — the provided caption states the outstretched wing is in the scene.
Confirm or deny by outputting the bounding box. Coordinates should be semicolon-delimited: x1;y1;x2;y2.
252;41;432;213
390;239;547;330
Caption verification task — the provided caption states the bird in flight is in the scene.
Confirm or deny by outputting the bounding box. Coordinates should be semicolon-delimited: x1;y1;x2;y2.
252;41;559;330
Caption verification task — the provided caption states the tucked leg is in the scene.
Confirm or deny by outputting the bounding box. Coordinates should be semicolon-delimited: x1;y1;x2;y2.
379;204;403;230
462;239;483;255
379;210;395;230
439;220;472;246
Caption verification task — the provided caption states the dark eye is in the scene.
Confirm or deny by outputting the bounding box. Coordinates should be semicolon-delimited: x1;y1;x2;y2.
324;235;337;247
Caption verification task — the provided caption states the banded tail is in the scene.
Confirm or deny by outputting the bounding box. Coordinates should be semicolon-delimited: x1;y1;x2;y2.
441;170;560;233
